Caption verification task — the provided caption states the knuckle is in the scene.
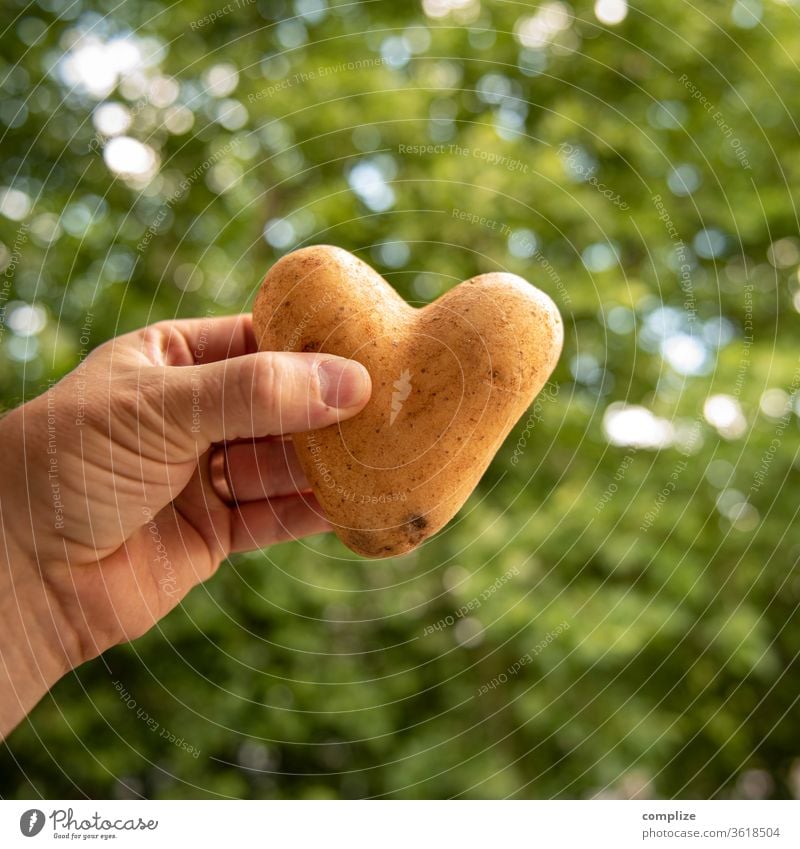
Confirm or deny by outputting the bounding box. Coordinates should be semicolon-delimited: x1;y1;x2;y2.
247;354;283;421
137;323;165;352
136;321;190;365
146;320;175;340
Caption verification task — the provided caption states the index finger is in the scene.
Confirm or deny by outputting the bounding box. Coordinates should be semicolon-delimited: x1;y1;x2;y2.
133;314;260;366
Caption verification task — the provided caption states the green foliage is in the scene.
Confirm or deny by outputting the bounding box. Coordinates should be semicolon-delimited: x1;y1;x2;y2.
2;0;799;798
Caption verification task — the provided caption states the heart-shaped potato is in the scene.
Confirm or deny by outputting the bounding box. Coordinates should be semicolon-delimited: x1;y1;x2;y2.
253;246;563;558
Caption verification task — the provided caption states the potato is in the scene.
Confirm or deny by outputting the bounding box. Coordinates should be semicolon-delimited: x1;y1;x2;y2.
253;245;563;558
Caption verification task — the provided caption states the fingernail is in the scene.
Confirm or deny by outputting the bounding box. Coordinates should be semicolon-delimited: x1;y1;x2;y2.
318;358;371;408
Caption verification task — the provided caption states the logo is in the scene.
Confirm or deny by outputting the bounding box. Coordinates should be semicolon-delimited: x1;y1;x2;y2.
390;369;412;425
19;810;45;837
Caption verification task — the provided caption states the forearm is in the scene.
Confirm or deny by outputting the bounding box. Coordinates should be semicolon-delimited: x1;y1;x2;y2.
0;535;75;741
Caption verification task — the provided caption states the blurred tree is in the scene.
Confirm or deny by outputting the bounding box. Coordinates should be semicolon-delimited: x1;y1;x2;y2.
1;0;799;799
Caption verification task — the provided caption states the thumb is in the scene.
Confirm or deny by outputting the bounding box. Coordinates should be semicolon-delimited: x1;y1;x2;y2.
162;351;371;451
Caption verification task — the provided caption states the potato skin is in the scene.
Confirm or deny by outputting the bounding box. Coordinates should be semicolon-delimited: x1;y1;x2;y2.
253;245;563;558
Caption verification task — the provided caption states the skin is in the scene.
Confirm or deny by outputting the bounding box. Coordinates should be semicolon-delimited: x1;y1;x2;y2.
0;314;371;740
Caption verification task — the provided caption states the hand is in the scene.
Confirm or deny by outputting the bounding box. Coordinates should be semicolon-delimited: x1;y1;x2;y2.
0;314;371;738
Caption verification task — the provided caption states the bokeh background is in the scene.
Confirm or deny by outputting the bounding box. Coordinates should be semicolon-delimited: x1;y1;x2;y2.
2;0;800;799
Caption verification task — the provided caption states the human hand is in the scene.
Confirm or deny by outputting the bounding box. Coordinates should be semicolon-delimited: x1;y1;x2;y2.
0;314;371;738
